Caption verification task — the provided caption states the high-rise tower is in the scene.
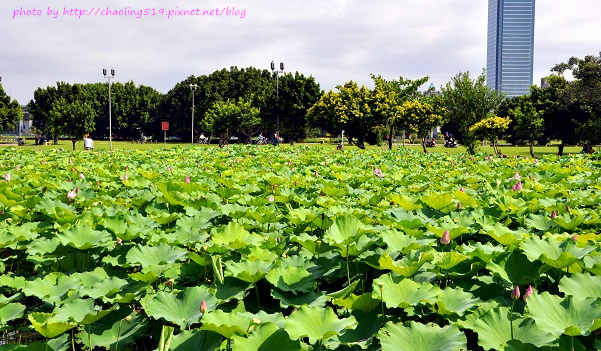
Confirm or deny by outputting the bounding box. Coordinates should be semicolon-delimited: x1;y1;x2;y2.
487;0;535;97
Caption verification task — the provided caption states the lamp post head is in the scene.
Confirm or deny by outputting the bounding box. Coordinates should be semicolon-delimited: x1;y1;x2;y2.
270;61;275;71
111;69;115;76
189;84;198;91
102;69;107;76
280;62;284;71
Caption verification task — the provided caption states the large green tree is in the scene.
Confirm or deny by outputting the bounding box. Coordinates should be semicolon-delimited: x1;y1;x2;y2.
440;71;504;154
202;98;260;146
510;100;544;158
396;99;442;153
0;85;22;132
371;74;430;149
49;97;96;150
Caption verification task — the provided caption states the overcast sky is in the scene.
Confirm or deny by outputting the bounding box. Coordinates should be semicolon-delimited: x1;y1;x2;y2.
2;0;601;104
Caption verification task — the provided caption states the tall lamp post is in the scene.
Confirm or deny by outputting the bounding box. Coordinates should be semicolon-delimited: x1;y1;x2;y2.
270;61;284;136
189;84;198;144
103;69;115;150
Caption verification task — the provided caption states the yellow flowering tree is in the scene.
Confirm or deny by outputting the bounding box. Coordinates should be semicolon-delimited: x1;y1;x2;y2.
469;116;511;156
396;100;442;153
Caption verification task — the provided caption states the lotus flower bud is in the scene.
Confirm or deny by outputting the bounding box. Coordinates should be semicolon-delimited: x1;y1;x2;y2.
511;285;520;300
551;210;557;219
460;186;464;192
268;196;275;203
523;285;533;302
200;300;208;314
572;234;579;241
457;202;462;210
3;174;10;182
185;176;191;183
566;205;571;212
440;230;451;245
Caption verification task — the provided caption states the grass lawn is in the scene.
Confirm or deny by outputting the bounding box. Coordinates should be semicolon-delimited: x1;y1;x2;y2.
1;138;586;158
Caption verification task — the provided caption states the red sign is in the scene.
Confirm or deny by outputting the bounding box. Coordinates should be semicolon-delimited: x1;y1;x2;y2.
161;122;169;131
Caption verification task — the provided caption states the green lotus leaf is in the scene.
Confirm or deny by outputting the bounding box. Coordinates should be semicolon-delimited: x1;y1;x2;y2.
290;233;334;256
141;286;217;329
432;252;468;270
480;222;525;246
26;237;60;257
129;270;160;283
420;193;454;212
102;216;128;236
22;273;79;304
126;242;188;267
34;198;77;224
460;242;505;262
389;194;422;211
323;215;366;246
79;307;148;350
559;273;601;299
200;310;251;339
232;322;300;351
265;265;315;294
225;260;272;284
378;321;467;351
0;187;20;207
526;291;601;337
56;224;113;250
520;237;595;269
332;293;380;313
287;208;318;226
524;214;554;231
271;289;327;308
0;302;25;325
53;298;116;325
435;287;481;316
372;274;440;309
157;182;194;208
8;222;40;242
453;189;477;207
326;280;359;300
169;329;223;351
378;251;433;277
28;312;77;339
469;307;556;349
487;251;543;286
553;213;585;231
379;229;423;254
284;305;357;344
209;222;262;251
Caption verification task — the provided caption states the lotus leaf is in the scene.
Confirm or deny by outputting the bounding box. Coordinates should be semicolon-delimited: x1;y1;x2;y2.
226;260;272;284
200;310;251;339
265;265;315;293
56;224;113;250
284;305;357;344
323;215;366;246
126;242;188;267
435;287;480;316
520;237;595;269
168;329;223;351
28;312;77;339
79;307;148;350
0;302;25;325
378;321;467;351
141;286;217;329
372;274;440;309
232;322;300;351
526;292;601;337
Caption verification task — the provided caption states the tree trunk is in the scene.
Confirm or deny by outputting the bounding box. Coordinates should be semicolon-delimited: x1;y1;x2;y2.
557;143;565;156
388;125;394;150
421;137;428;153
529;141;535;158
72;139;77;151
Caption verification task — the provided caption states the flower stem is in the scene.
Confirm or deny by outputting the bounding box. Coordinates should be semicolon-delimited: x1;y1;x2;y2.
510;300;516;340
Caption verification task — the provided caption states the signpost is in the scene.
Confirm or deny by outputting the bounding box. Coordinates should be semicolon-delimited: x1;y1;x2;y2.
162;122;169;148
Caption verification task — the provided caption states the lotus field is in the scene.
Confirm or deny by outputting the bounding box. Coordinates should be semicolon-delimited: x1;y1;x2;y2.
1;145;601;351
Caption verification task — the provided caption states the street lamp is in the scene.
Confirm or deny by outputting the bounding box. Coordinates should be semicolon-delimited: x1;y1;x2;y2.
189;84;198;144
270;61;284;136
103;68;115;150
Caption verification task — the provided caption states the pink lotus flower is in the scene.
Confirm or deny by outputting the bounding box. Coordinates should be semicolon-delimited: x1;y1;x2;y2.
572;234;579;241
121;174;128;181
514;172;521;180
457;202;462;210
200;300;208;314
167;167;172;172
374;167;384;178
14;165;19;171
68;159;73;164
288;161;293;166
460;186;465;192
67;189;78;199
440;230;451;245
315;171;319;177
511;181;522;191
79;173;85;179
3;174;10;182
268;196;275;203
534;158;538;164
511;285;520;300
523;285;533;302
114;237;123;247
185;176;191;183
551;210;557;219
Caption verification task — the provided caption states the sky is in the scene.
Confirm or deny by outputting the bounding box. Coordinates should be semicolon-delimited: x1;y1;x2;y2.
2;0;601;104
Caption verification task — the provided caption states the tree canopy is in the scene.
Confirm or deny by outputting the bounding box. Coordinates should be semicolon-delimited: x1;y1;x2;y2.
0;85;22;132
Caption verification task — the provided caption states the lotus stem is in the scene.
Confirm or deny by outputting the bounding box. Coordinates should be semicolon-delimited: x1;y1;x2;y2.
255;285;261;309
116;319;122;350
509;299;516;340
346;244;350;286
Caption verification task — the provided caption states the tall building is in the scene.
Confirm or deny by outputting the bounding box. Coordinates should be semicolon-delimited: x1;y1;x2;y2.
486;0;535;97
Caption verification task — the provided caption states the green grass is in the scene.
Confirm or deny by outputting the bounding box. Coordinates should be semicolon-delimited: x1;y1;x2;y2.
1;138;586;158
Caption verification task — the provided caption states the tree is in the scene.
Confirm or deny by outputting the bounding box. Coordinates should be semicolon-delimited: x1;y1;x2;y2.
49;97;96;150
510;100;544;158
371;74;430;149
440;70;504;154
551;53;601;148
468;116;511;156
396;100;442;153
270;72;322;144
0;86;22;132
203;98;260;147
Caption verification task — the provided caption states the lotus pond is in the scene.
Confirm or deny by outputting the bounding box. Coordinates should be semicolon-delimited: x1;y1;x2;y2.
1;145;600;351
